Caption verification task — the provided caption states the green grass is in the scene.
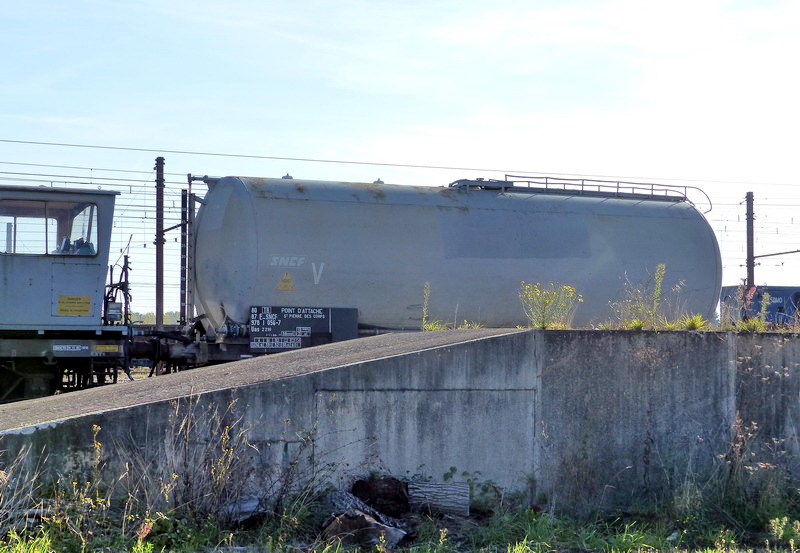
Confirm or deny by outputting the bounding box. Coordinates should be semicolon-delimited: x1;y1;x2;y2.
0;533;53;553
6;496;800;553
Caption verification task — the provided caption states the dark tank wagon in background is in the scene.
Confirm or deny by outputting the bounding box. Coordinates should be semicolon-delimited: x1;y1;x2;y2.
721;285;800;324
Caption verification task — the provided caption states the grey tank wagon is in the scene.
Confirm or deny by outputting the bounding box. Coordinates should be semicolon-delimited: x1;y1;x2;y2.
192;175;722;332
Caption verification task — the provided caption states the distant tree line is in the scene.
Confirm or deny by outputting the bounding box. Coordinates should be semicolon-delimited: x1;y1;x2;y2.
129;311;181;325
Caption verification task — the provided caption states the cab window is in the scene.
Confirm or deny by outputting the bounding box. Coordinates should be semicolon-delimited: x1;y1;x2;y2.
0;199;98;256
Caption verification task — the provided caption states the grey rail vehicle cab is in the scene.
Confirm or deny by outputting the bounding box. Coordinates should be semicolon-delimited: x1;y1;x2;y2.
0;185;127;402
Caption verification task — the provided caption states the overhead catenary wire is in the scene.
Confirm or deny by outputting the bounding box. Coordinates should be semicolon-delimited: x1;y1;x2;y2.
0;175;188;187
0;160;188;177
6;167;796;231
0;170;185;184
2;137;800;187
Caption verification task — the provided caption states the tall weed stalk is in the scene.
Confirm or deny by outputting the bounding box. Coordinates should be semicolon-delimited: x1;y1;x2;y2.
0;447;42;536
421;282;482;330
609;263;695;329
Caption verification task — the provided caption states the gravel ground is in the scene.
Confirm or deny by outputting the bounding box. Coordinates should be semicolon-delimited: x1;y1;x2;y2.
0;329;521;432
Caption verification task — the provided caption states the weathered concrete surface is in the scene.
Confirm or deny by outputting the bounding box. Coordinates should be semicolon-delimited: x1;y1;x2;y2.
2;329;800;513
735;334;800;462
535;331;736;511
311;331;539;486
0;329;518;431
0;329;534;495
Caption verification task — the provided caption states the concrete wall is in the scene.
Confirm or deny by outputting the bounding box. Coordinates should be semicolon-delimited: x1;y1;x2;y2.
535;331;736;511
2;330;800;513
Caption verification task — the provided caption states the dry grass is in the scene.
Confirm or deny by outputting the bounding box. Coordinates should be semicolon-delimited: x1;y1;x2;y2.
0;446;43;536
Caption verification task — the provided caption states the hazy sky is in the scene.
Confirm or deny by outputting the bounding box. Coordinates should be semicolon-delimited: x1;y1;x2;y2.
3;0;799;312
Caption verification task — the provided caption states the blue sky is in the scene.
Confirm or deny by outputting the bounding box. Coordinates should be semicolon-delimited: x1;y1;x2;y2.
3;0;800;312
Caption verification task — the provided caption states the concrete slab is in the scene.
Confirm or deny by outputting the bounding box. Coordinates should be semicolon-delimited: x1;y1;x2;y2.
0;329;521;432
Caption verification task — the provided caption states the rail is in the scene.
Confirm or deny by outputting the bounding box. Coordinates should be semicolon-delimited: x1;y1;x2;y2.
449;175;713;213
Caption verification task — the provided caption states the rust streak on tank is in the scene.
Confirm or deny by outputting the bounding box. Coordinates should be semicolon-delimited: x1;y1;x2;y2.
437;205;469;213
438;188;460;201
348;183;386;201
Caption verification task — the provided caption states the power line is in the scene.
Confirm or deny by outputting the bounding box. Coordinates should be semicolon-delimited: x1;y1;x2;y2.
0;160;188;177
3;138;800;187
0;176;187;187
0;138;565;174
0;170;178;184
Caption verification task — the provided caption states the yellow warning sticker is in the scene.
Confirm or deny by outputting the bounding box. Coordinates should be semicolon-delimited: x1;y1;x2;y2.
276;272;295;291
57;296;92;316
95;344;120;353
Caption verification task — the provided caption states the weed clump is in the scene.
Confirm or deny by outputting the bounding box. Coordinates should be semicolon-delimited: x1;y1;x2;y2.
678;313;711;331
421;282;482;331
608;264;674;330
0;400;333;553
601;263;714;331
519;282;582;329
733;291;772;333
